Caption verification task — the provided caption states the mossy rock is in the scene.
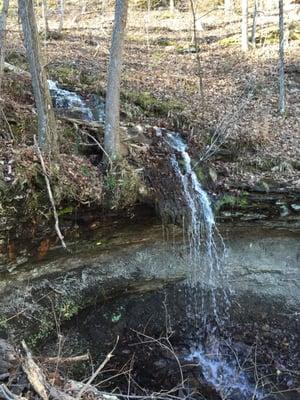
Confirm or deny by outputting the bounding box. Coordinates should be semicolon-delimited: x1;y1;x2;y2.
79;70;98;86
5;51;27;68
256;23;300;45
122;90;183;117
48;63;80;86
215;193;249;212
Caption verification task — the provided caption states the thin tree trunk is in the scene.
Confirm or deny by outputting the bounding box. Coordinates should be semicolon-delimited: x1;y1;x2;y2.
241;0;249;51
58;0;64;35
251;0;258;47
189;0;204;98
41;0;50;37
0;0;10;91
278;0;285;114
104;0;129;160
18;0;58;154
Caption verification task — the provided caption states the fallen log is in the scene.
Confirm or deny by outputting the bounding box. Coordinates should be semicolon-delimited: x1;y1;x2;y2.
59;115;104;132
3;62;30;78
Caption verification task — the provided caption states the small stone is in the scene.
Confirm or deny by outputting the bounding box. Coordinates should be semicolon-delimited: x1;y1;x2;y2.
208;167;218;183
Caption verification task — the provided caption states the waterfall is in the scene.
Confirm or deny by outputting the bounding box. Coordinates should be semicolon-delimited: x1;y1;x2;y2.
48;80;101;121
164;131;229;324
163;130;265;400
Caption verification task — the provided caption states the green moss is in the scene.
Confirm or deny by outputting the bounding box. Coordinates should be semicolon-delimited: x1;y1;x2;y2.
26;297;86;349
79;70;98;86
60;300;80;320
194;165;206;182
27;313;56;349
154;38;176;47
122;90;183;116
218;35;239;46
256;24;300;45
48;64;79;86
157;10;175;19
127;33;145;43
215;193;249;212
0;316;8;330
57;206;74;217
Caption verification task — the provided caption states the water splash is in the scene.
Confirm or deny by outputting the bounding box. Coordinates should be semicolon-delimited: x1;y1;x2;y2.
187;343;265;400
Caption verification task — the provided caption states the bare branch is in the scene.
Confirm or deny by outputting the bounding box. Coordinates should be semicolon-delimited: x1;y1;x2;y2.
75;336;119;399
34;135;68;251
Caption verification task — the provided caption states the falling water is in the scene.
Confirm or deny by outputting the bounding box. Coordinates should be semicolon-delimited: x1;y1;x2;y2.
163;130;265;400
48;80;105;123
164;131;228;321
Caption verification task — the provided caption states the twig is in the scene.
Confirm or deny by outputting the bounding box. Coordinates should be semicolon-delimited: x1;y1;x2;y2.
39;354;90;364
80;130;113;169
75;336;119;399
34;136;68;251
131;329;184;388
0;108;15;141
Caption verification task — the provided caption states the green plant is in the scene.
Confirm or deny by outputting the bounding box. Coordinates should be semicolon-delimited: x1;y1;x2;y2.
215;193;249;212
60;300;80;320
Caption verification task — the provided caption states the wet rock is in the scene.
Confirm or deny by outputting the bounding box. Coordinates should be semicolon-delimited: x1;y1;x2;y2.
0;339;17;375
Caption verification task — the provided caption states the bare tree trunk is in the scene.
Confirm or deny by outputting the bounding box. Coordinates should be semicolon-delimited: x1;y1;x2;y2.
0;0;10;91
251;0;258;47
58;0;64;35
41;0;50;37
104;0;129;160
278;0;285;114
18;0;58;154
189;0;204;98
241;0;249;51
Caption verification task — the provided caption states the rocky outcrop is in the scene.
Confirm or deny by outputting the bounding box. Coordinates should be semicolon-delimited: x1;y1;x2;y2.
216;186;300;229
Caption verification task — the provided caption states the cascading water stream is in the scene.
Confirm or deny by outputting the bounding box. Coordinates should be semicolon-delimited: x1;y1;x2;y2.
163;130;265;400
164;131;228;323
48;80;105;123
45;79;268;398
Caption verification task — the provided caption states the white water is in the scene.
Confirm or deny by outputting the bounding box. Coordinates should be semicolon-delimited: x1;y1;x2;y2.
187;343;265;400
164;132;227;310
164;130;265;400
48;80;95;121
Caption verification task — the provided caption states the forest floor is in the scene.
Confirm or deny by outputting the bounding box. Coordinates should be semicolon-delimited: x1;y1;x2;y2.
1;4;300;210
